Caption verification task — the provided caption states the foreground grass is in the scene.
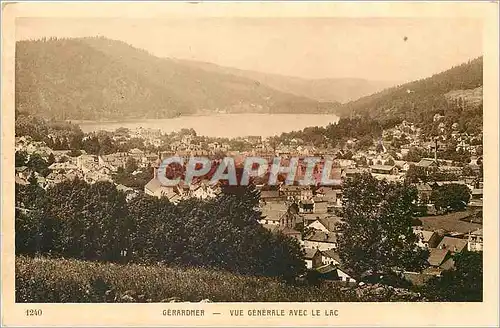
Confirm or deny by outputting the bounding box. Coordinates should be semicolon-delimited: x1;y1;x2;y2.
16;256;360;302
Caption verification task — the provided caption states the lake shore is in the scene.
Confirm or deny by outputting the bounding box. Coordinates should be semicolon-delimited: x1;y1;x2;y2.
74;113;339;138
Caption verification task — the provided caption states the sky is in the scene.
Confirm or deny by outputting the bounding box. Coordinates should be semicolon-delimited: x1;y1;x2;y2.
16;17;483;83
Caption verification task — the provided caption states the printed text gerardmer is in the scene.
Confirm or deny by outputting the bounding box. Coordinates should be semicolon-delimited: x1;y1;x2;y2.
162;309;339;316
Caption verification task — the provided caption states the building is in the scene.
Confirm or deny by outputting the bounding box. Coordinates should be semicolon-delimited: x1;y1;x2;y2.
467;228;483;252
280;185;308;199
259;190;284;202
279;227;302;241
144;177;184;202
298;199;314;213
307;216;342;233
427;248;454;270
314;263;357;283
413;228;442;248
303;230;338;251
304;248;323;269
471;189;483;200
417;158;438;169
259;202;289;226
414;183;433;204
437;236;468;254
320;249;341;266
116;184;139;202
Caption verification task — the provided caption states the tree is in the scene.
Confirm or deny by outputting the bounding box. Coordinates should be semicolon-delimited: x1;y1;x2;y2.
82;135;100;155
422;251;482;301
125;157;138;174
404;147;425;163
430;183;471;213
357;135;373;150
15;151;28;167
47;153;56;166
99;136;116;155
461;165;475;177
26;154;49;177
28;172;38;186
385;158;395;166
338;173;428;280
45;179;129;261
405;164;427;184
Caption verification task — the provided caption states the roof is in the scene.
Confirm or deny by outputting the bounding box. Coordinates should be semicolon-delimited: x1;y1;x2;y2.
260;190;281;199
440;257;455;270
394;160;407;168
15;176;29;185
304;248;319;259
413;228;437;243
470;228;483;236
315;263;337;275
302;213;337;222
415;183;432;192
312;216;342;232
129;148;144;154
262;224;280;233
370;164;396;171
279;227;301;236
48;163;78;170
428;248;449;267
316;186;334;194
261;208;287;222
116;184;135;193
144;178;162;193
417;158;438;167
320;249;342;263
281;185;308;192
437;236;468;253
304;230;337;243
300;199;314;205
343;168;362;175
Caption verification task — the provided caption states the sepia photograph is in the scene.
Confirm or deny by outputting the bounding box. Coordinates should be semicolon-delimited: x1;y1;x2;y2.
2;1;499;327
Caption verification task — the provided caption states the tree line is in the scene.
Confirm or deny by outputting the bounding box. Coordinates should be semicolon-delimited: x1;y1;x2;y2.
15;180;305;281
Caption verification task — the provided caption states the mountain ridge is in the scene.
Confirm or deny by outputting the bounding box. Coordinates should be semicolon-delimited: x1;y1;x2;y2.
336;56;483;122
15;37;339;121
170;58;398;103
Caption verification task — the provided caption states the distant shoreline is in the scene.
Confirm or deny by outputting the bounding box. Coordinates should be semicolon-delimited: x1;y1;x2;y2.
71;113;340;138
68;113;339;125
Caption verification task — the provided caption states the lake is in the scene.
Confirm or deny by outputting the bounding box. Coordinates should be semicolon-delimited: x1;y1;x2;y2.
75;114;339;138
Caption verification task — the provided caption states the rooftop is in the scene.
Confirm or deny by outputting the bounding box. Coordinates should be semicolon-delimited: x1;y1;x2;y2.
437;236;468;253
427;248;449;267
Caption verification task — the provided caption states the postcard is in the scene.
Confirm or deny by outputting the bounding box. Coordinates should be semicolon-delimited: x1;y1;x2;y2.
1;1;499;326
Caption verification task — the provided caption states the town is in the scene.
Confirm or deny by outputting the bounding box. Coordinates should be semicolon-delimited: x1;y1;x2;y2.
15;112;484;288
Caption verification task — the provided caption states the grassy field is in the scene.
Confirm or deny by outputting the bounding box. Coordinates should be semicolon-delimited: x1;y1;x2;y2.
16;256;362;303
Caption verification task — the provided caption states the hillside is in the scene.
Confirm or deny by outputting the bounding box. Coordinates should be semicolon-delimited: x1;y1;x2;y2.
173;59;397;103
15;37;338;121
16;256;423;302
336;57;483;123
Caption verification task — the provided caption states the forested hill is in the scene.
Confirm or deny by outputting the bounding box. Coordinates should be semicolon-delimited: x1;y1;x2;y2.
336;57;483;123
172;59;397;103
15;37;339;121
